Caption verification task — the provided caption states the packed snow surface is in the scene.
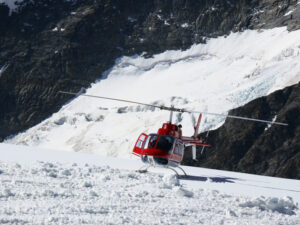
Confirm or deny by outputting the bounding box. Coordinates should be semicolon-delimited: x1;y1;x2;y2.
1;143;300;225
6;27;300;158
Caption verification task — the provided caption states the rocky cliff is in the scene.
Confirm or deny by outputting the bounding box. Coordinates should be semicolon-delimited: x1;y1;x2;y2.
183;81;300;179
1;0;300;141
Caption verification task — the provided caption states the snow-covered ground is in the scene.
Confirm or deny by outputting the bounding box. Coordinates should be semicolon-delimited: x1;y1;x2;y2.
0;143;299;225
6;27;300;159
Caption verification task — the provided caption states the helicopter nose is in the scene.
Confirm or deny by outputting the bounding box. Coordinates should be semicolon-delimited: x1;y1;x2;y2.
143;148;169;157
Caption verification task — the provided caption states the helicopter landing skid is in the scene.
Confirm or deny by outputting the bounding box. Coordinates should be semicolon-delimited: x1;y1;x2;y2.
136;165;187;177
164;166;187;177
176;166;187;176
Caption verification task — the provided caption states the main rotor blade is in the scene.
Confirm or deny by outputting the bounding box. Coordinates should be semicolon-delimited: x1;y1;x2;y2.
186;109;288;126
59;91;288;126
58;91;184;112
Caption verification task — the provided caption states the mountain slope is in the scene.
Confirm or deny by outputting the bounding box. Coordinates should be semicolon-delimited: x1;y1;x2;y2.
183;81;300;179
1;0;300;140
5;27;300;163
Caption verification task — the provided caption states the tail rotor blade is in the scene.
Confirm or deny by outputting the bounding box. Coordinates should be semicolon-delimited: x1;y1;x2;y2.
192;145;197;161
201;146;205;155
201;130;210;154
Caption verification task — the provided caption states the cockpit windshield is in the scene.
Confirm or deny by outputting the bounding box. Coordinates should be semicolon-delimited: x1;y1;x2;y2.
156;135;174;153
144;134;175;153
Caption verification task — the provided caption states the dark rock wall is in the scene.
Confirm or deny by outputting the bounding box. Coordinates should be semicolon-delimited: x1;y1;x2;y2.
0;0;299;142
182;82;300;179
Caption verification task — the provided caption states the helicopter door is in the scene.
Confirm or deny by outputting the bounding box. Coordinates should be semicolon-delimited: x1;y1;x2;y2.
132;133;148;156
171;139;183;163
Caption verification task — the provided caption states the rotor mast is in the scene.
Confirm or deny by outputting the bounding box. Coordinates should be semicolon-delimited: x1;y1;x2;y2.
169;110;173;124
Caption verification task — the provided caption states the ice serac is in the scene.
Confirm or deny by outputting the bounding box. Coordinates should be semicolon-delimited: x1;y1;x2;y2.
1;0;300;140
183;82;300;179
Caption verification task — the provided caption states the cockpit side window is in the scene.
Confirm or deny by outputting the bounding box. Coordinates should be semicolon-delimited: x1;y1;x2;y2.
144;134;158;149
135;134;147;149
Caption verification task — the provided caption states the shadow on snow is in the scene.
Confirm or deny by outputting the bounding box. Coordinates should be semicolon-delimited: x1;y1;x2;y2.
178;175;239;183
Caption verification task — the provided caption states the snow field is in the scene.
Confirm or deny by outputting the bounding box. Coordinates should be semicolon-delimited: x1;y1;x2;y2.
0;160;299;225
6;27;300;159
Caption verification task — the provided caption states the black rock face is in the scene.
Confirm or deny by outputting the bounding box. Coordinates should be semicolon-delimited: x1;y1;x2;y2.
0;0;244;139
0;0;299;142
182;82;300;179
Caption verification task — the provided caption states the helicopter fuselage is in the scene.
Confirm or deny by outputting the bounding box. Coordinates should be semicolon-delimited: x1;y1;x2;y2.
132;123;187;166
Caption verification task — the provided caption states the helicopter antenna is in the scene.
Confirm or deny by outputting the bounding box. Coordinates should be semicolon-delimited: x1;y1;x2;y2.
58;91;288;126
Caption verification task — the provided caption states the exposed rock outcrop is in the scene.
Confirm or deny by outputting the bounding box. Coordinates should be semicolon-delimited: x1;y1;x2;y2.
182;82;300;179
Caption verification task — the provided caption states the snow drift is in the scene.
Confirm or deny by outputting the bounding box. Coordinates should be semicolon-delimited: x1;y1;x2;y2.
0;143;299;225
1;161;298;224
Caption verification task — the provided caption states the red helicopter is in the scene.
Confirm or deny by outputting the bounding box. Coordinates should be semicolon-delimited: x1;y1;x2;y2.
59;91;288;175
132;109;208;175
